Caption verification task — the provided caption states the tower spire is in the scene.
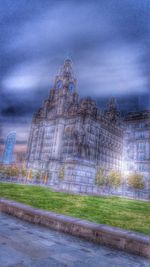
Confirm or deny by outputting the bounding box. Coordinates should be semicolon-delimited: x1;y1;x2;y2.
53;59;76;91
59;58;74;78
105;97;120;122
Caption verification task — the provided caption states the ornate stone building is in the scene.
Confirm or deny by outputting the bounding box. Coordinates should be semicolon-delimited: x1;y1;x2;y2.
123;111;150;187
27;59;123;192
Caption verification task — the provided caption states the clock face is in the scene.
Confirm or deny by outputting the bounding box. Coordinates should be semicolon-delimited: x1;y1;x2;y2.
69;82;74;91
56;80;62;89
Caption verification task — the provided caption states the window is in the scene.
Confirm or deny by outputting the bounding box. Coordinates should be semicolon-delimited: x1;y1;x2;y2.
137;143;145;151
139;165;144;171
139;122;145;128
137;153;145;161
140;132;145;139
128;124;132;129
135;132;145;139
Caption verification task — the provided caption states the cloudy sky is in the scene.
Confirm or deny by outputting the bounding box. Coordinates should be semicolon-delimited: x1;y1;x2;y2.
0;0;150;146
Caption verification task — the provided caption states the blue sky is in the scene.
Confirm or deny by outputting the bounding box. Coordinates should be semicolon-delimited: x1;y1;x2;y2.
0;0;150;144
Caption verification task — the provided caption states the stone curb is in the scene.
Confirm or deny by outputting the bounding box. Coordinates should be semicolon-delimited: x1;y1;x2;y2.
0;198;150;259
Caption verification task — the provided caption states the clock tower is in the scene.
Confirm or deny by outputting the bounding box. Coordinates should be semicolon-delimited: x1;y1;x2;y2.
54;58;77;92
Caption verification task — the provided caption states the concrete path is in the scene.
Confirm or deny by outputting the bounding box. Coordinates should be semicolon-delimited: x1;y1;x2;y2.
0;213;150;267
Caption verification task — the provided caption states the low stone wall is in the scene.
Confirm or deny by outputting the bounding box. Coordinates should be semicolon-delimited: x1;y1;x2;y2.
0;198;150;258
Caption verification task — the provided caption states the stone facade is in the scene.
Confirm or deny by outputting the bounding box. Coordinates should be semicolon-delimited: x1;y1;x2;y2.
123;111;150;187
26;59;123;190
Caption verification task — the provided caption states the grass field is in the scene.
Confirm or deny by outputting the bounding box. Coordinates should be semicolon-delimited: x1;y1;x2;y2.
0;182;150;235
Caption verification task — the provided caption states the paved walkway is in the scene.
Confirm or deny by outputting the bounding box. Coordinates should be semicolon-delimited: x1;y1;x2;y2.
0;213;150;267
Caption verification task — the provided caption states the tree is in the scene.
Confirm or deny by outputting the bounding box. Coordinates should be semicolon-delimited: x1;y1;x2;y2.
0;165;9;178
0;164;5;177
128;172;145;190
34;170;41;183
21;167;27;178
10;165;19;178
43;172;48;184
107;170;122;188
95;167;106;186
59;166;64;180
27;169;33;182
0;165;5;177
4;166;12;178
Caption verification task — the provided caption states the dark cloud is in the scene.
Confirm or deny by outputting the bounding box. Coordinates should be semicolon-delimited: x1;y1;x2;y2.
0;0;150;142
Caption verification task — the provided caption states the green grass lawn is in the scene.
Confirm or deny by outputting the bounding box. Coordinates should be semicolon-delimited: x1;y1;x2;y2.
0;182;150;235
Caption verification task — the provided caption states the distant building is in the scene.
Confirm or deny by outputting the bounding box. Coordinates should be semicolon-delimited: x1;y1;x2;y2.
2;132;16;165
124;111;150;187
27;59;123;192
